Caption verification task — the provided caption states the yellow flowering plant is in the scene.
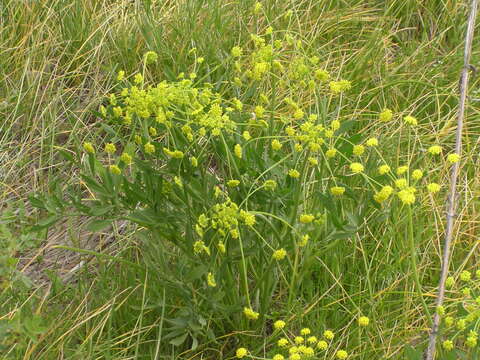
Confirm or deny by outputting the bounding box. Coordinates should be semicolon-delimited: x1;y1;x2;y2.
28;8;456;357
432;270;480;357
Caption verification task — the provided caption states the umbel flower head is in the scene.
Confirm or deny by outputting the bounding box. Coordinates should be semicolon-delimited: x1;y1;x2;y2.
288;169;300;178
443;340;454;351
378;164;391;175
447;153;460;164
298;234;309;247
379;108;393;122
243;307;259;320
366;137;378;146
274;320;286;330
120;152;132;164
325;148;337;158
445;276;455;288
299;214;315;223
117;70;125;81
397;187;416;205
428;145;442;155
323;330;334;340
207;272;216;287
278;338;288;347
236;347;248;358
294;336;304;344
144;50;158;64
234;144;243;158
307;336;317;344
315;69;330;82
330;186;345;196
395;178;408;189
300;328;311;335
83;142;95;154
227;179;240;187
349;162;364;173
109;165;121;175
144;143;155;154
374;185;393;203
263;179;277;191
329;80;352;94
403;115;417;125
104;143;116;154
231;46;242;58
353;145;365;156
358;316;369;327
427;183;441;193
412;169;423;180
396;166;408;175
460;270;472;282
317;340;328;350
273;248;287;260
271;139;283;150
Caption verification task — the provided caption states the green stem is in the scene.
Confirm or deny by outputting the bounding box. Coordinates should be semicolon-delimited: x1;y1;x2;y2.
286;150;311;229
407;205;432;323
287;245;300;308
284;152;311;308
238;234;251;307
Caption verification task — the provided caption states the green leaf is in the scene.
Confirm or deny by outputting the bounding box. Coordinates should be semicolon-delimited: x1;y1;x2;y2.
169;332;188;346
444;350;459;360
58;148;74;162
403;345;423;360
191;336;198;350
31;215;60;231
23;314;46;340
89;205;114;216
28;195;46;210
165;317;188;328
329;231;353;240
85;219;112;232
185;265;207;282
99;123;117;136
81;175;111;198
126;208;158;227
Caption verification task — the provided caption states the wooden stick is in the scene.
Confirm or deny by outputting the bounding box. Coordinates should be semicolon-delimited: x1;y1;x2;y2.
425;1;478;359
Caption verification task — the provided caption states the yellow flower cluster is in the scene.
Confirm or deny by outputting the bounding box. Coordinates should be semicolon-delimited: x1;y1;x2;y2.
378;164;391;175
273;248;287;260
350;162;364;173
329;80;352;94
379;109;393;122
292;114;327;152
397;187;416;205
195;198;256;241
207;272;216;287
374;186;393;203
115;77;238;146
330;186;345;196
299;214;315;224
447;153;460;164
83;142;95;154
243;307;259;320
163;148;184;159
403;115;417;126
236;316;357;360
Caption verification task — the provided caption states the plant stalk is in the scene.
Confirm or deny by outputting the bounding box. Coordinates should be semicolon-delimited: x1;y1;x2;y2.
407;206;431;322
425;0;478;358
